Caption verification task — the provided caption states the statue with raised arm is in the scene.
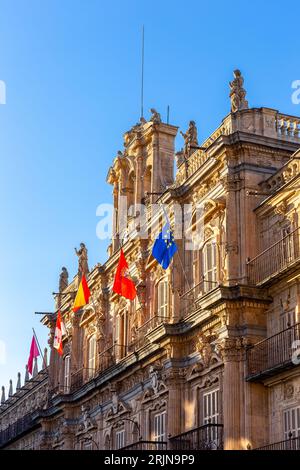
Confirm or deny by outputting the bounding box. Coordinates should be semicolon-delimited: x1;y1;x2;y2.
75;243;89;279
229;69;248;113
59;267;69;293
180;120;199;157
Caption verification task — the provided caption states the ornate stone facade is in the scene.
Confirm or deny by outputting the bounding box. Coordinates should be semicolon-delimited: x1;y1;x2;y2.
1;72;300;450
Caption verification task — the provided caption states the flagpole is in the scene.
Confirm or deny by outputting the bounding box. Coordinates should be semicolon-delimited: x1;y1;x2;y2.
32;327;47;370
159;203;192;291
176;250;191;292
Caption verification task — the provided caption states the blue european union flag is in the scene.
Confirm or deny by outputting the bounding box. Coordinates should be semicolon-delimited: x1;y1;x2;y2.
152;223;178;269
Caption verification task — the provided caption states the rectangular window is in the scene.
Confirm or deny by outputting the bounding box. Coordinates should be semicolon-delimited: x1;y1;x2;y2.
282;227;294;262
280;310;296;331
116;429;125;449
202;388;221;449
203;242;217;293
284;406;300;439
64;355;70;391
203;388;220;424
158;280;168;318
153;411;166;442
116;312;127;359
192;249;201;287
88;336;96;379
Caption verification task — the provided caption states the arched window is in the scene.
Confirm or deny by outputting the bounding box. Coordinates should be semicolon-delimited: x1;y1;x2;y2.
87;335;96;379
202;240;217;293
157;279;169;319
64;355;70;392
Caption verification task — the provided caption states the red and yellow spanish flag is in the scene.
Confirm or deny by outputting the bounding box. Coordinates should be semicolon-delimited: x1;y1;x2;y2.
73;274;91;312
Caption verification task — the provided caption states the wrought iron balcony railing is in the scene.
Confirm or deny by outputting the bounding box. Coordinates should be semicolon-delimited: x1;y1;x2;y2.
130;315;170;350
180;279;218;318
121;440;167;450
247;227;300;285
69;368;84;393
246;323;300;380
98;344;127;373
255;435;300;450
169;423;224;450
0;412;39;448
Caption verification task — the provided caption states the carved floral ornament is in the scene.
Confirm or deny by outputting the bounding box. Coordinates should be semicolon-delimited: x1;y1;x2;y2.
76;404;96;433
215;337;248;361
189;331;249;366
86;323;97;338
105;392;131;420
284;382;294;400
140;365;167;401
192;197;226;220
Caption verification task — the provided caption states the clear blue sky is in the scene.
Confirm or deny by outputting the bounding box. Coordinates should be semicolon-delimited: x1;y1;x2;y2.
0;0;299;393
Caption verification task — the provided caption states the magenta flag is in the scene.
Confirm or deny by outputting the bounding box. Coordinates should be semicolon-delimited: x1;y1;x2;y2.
27;335;40;375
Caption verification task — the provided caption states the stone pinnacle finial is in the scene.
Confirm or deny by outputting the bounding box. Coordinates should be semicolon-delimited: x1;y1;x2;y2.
229;69;249;113
8;379;13;397
33;357;38;377
1;386;5;404
25;364;29;383
43;348;48;369
16;372;21;391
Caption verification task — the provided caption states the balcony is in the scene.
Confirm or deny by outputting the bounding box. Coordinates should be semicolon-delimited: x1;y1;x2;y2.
169;423;224;450
246;323;300;381
0;412;39;448
255;435;300;450
180;279;218;318
69;369;84;393
130;315;170;350
121;440;167;450
247;227;300;286
98;344;127;373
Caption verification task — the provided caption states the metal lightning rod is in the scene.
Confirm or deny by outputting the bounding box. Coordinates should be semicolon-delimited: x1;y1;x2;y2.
140;25;145;119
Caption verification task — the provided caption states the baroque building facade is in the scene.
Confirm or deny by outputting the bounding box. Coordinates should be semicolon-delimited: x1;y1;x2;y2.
1;71;300;450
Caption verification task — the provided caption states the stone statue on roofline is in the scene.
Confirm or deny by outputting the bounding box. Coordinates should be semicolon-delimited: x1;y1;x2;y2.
75;243;89;279
59;267;69;293
229;69;249;113
180;120;199;158
149;108;161;124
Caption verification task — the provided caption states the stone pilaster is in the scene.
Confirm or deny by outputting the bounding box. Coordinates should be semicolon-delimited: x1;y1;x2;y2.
164;367;184;438
219;337;244;450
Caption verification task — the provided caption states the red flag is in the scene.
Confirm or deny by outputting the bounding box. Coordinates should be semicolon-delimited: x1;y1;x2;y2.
53;311;66;356
27;335;40;375
112;249;137;300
